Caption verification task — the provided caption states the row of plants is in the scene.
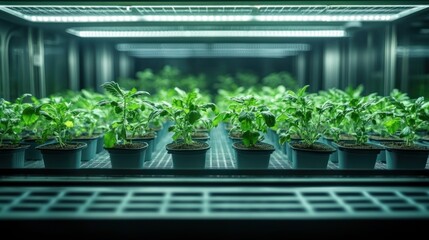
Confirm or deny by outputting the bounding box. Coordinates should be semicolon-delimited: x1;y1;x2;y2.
1;83;428;170
119;65;299;96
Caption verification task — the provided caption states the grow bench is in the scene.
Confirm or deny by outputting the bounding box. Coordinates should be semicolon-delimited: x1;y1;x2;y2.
21;125;429;170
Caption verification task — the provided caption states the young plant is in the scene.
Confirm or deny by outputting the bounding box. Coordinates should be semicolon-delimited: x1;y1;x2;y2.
225;95;275;147
166;88;216;145
99;81;150;148
341;94;379;145
279;85;333;147
385;96;429;146
37;97;75;148
0;99;23;146
0;94;42;146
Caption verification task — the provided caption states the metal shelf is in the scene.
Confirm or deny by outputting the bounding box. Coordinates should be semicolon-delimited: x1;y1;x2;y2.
1;186;429;219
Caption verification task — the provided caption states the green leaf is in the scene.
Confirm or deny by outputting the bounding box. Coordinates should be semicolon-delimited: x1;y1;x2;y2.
168;125;175;132
114;106;122;114
261;111;276;127
297;85;309;97
22;107;39;125
104;130;116;148
131;91;150;98
384;118;401;134
101;81;124;98
188;110;201;124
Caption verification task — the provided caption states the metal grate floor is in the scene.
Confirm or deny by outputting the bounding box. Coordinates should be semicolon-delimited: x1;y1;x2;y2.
1;186;429;219
23;125;429;169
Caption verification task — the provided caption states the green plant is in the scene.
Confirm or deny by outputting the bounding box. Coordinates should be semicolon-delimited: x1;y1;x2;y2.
385;96;429;146
69;93;106;138
221;95;275;147
279;85;333;146
37;97;75;148
99;81;153;148
166;88;216;145
262;72;298;90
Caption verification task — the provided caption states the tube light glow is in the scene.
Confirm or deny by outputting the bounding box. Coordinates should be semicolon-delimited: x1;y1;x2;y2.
67;29;346;38
0;5;427;23
26;15;143;22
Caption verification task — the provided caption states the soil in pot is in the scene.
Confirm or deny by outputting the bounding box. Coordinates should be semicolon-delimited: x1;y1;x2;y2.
166;142;210;169
232;142;275;169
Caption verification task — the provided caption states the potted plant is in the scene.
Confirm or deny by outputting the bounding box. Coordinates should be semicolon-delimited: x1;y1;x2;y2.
331;95;384;169
367;95;404;163
20;95;56;161
127;99;166;162
382;96;429;169
221;95;276;169
279;86;336;169
99;81;150;169
79;89;110;154
69;93;105;161
35;97;87;169
165;88;216;169
0;97;30;168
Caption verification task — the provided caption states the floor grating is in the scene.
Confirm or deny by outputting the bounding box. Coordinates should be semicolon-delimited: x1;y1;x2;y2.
22;125;429;169
1;186;429;218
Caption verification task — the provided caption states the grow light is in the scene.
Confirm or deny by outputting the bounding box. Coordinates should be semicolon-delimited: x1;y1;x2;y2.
116;43;310;58
66;29;346;38
0;5;427;23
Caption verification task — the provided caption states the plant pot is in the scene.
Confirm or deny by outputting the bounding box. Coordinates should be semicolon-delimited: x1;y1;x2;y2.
36;142;87;169
21;138;53;160
333;142;383;169
383;142;429;170
130;137;155;162
96;134;104;154
290;142;336;169
73;136;99;161
0;144;30;168
166;142;210;169
285;137;302;163
322;136;356;163
192;132;210;143
232;142;275;169
105;142;148;169
368;136;403;163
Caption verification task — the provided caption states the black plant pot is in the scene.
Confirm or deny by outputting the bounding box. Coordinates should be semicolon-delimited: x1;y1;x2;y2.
37;142;87;169
232;142;275;169
384;143;429;170
333;142;383;169
290;142;335;169
0;144;30;168
105;142;148;169
166;142;210;169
